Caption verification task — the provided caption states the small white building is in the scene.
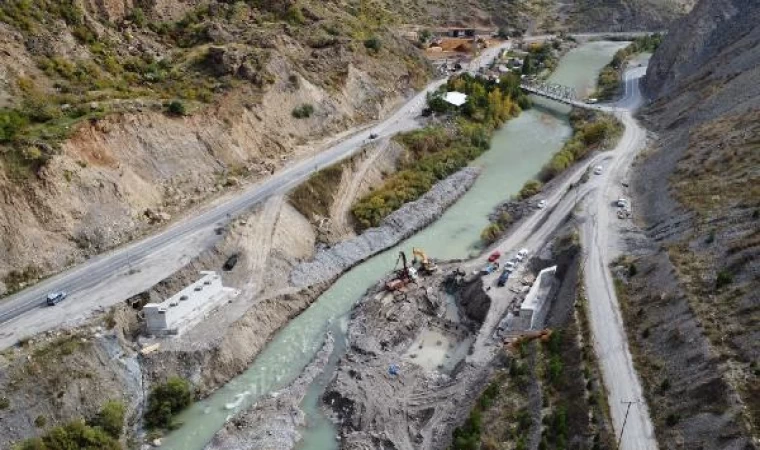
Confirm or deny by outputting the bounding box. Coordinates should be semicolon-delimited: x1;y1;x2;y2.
443;91;468;107
143;271;235;336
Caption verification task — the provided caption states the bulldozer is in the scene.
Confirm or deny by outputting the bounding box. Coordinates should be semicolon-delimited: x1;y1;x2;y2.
412;247;438;275
386;251;418;291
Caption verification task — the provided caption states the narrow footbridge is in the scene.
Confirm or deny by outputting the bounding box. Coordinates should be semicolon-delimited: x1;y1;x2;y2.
520;80;613;112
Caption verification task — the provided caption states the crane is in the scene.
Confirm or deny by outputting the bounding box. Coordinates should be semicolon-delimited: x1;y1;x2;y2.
386;251;418;291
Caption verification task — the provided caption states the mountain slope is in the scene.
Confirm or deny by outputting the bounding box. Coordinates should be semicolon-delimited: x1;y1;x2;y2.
626;0;760;446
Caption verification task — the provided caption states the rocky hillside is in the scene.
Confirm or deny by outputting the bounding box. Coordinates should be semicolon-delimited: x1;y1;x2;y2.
563;0;695;31
0;0;437;296
627;0;759;446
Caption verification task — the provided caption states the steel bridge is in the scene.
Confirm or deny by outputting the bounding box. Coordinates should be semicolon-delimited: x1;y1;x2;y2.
519;80;613;112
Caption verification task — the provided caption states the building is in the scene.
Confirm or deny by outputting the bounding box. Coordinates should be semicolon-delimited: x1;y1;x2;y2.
443;91;468;107
143;271;236;336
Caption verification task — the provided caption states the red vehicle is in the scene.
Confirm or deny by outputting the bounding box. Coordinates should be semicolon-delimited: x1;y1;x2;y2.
488;251;501;263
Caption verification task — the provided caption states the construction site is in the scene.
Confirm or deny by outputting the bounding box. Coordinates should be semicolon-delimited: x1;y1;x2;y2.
323;235;581;449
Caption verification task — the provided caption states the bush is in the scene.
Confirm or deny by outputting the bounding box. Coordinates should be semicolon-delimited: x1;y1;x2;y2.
665;412;680;426
35;415;47;428
628;263;638;277
145;377;193;430
0;109;29;142
715;270;733;290
92;401;125;439
166;100;187;116
292;103;314;119
480;223;502;244
518;180;542;199
0;397;9;409
15;420;120;450
364;37;382;53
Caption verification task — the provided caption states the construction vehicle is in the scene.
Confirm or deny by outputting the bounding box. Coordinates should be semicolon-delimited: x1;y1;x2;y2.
412;248;438;274
503;329;552;352
386;251;418;291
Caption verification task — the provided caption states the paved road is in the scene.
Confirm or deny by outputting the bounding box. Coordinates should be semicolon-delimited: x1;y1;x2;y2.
469;66;657;449
0;41;510;348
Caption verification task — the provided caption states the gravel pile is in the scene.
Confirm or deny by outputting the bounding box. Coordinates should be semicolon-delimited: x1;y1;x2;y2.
290;167;480;287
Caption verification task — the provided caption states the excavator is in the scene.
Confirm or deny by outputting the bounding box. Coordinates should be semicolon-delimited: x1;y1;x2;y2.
386;251;418;291
412;247;438;275
503;329;553;352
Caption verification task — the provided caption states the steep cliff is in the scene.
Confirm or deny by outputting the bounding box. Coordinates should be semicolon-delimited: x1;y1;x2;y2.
625;0;760;446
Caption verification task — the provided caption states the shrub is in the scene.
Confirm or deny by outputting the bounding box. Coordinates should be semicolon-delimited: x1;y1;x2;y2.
0;397;9;409
480;223;502;244
364;37;382;53
93;401;125;439
284;5;305;25
628;263;638;277
0;109;29;142
518;180;542;200
15;420;120;450
145;377;193;430
35;415;47;427
166;100;187;116
665;412;680;426
292;103;314;119
715;270;733;290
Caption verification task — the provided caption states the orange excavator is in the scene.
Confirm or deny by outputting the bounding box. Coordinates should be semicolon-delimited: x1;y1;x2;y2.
503;329;553;352
412;247;438;275
386;251;418;291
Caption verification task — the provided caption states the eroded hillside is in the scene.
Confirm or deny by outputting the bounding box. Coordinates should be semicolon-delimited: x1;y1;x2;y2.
624;0;759;445
0;0;435;295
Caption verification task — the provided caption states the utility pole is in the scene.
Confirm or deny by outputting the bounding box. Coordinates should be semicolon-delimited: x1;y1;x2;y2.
617;400;640;449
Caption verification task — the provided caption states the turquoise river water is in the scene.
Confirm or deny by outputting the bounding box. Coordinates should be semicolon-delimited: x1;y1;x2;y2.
158;40;629;450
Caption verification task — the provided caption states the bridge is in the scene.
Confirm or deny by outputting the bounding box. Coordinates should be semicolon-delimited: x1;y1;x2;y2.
519;80;614;112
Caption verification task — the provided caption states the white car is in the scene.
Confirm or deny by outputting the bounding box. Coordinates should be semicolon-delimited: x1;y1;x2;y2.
517;248;529;260
593;166;603;175
537;199;547;209
616;198;629;208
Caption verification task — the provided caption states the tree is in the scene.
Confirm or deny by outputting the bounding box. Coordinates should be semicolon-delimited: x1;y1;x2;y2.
93;401;125;438
145;377;193;429
0;109;28;142
166;100;187;116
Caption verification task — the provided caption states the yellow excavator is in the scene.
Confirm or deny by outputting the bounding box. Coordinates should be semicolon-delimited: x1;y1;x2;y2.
412;248;438;275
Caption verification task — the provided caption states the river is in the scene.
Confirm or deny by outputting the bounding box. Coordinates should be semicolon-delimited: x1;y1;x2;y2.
157;39;628;450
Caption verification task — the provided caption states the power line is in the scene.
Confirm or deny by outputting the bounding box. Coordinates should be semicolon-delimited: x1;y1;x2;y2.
617;399;641;449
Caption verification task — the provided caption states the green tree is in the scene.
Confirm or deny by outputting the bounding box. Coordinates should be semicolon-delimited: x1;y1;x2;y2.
167;100;187;116
145;377;193;430
93;401;125;439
